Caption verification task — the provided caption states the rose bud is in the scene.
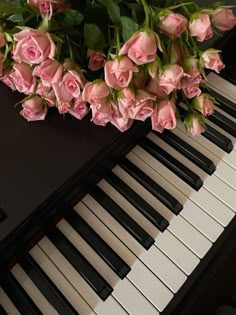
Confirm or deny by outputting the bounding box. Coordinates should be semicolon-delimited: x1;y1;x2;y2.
158;64;185;95
87;50;106;71
201;49;225;73
193;93;214;116
20;96;47;121
151;99;177;133
189;14;213;42
185;113;205;136
212;8;236;31
158;11;187;39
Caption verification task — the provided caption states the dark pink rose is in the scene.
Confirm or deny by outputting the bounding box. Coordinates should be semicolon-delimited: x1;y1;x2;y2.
196;94;214;116
20;96;47;121
104;56;138;90
69;97;89;120
0;32;5;48
82;81;110;110
13;29;56;64
189;14;213;42
91;107;112;126
158;64;185;95
212;8;236;31
158;11;187;39
87;50;106;71
10;63;36;94
33;59;63;87
201;50;225;73
119;31;157;65
151;100;177;132
189;116;205;136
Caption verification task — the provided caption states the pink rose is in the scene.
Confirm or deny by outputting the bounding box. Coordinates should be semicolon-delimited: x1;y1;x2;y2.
151;100;177;132
0;68;15;89
196;94;214;116
0;52;4;76
146;77;168;98
119;31;157;65
128;90;155;121
33;59;63;87
189;116;205;136
10;63;36;94
36;82;56;106
117;88;136;118
110;108;133;132
182;85;201;99
62;70;84;98
189;14;213;42
82;81;110;110
201;50;225;73
27;0;62;19
182;74;202;98
0;32;5;48
87;50;106;71
212;8;236;31
69;97;89;120
91;107;112;126
13;29;56;64
158;64;185;95
183;57;201;77
104;56;138;90
158;12;187;39
52;82;74;113
20;96;47;121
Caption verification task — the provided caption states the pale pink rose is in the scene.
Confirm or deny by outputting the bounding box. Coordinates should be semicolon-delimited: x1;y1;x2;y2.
0;32;5;48
20;96;47;121
105;56;138;90
182;85;201;98
0;52;4;76
151;100;177;132
201;50;225;73
82;81;110;110
36;82;56;106
158;12;187;39
69;97;89;120
13;29;56;64
119;31;157;65
189;14;213;42
196;94;214;116
52;82;73;113
158;64;185;95
117;88;136;118
212;8;236;31
182;74;202;98
33;59;63;87
0;68;15;89
189;116;205;136
10;63;36;94
127;90;155;121
146;77;168;98
62;70;84;98
110;109;133;132
91;107;112;126
87;50;106;71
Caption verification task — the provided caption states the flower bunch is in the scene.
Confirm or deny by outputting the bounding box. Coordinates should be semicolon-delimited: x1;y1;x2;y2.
0;0;235;135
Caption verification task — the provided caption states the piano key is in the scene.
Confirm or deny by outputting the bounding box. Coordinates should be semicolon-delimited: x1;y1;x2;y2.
207;109;236;137
47;227;113;301
172;127;236;191
30;246;95;314
19;254;78;315
212;105;236;124
0;272;42;314
0;288;20;315
90;185;154;250
11;264;58;315
64;209;131;279
155;130;216;175
104;171;169;231
0;305;7;315
118;158;183;214
140;137;203;190
38;237;131;315
127;152;225;241
210;87;236;118
80;197;186;293
148;132;236;212
177;122;236;170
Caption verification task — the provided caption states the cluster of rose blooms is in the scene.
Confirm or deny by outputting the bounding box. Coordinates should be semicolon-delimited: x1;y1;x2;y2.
0;1;236;136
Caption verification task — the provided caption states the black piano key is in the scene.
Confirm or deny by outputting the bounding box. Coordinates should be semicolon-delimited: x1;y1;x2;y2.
0;207;6;223
0;305;7;315
65;209;131;279
140;138;203;191
207;110;236;138
20;254;78;315
47;228;113;301
119;158;183;214
90;186;155;250
104;171;169;232
207;88;236;118
0;272;42;314
203;124;233;153
154;130;216;175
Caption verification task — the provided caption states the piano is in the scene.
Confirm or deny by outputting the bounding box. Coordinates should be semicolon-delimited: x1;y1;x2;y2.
0;4;236;314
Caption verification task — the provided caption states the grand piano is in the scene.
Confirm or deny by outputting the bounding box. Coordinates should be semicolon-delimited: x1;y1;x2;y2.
0;1;236;314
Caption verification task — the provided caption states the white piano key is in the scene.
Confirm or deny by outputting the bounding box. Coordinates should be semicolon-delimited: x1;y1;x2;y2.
207;72;236;103
177;122;236;170
30;245;95;315
0;287;21;315
38;237;127;315
11;264;58;315
213;106;236;123
147;132;236;212
128;150;234;227
172;127;236;191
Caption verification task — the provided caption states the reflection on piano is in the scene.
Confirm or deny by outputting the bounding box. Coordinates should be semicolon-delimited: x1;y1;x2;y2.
0;16;236;315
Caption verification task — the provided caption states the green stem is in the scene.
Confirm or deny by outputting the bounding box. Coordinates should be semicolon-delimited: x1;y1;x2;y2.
141;0;150;28
115;27;121;52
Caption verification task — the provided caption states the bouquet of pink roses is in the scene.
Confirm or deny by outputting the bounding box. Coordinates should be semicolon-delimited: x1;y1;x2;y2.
0;0;235;135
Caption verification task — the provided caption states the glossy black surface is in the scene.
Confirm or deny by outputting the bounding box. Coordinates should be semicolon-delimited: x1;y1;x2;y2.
209;89;236;119
0;208;6;223
0;305;7;315
208;110;236;138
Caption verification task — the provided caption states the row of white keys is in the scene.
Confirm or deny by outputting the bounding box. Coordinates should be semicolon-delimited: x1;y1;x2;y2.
172;127;236;191
147;132;236;212
81;196;173;312
0;287;21;315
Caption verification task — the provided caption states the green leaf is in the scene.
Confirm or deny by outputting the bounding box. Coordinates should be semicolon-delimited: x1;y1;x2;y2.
0;1;26;15
7;13;23;23
62;9;83;26
97;0;121;25
120;16;139;42
84;23;105;51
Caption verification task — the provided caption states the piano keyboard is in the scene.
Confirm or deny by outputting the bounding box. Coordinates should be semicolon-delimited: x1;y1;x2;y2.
1;71;236;315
